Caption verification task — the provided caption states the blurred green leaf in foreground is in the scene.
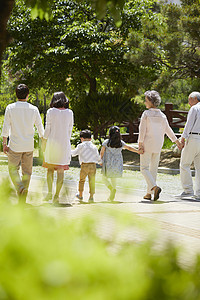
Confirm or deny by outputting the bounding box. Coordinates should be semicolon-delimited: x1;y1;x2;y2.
0;179;200;300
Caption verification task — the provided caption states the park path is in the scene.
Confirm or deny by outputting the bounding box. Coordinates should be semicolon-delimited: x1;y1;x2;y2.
24;171;200;267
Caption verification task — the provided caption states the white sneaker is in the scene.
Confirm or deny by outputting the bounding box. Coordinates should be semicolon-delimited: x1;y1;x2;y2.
191;195;200;200
174;192;194;199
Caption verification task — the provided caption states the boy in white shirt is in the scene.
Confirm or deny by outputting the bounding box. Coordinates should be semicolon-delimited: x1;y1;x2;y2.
71;130;101;203
2;84;44;203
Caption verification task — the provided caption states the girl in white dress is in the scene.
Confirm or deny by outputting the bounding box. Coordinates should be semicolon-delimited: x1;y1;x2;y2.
42;92;74;204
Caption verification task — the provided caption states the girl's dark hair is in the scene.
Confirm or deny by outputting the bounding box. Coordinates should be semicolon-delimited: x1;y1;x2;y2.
50;92;69;108
107;126;122;148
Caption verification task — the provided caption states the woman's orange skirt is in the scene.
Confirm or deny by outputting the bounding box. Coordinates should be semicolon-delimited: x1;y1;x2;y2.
42;161;69;170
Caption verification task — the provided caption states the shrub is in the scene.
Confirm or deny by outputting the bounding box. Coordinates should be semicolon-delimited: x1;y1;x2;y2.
162;137;174;149
0;181;200;299
71;93;144;139
0;93;15;114
70;127;81;147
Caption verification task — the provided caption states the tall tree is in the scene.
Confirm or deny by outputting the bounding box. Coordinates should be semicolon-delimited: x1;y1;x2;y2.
0;0;130;76
5;0;156;97
125;0;200;90
0;0;15;75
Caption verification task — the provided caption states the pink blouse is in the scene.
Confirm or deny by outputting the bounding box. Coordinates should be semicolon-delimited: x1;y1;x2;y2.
138;108;177;153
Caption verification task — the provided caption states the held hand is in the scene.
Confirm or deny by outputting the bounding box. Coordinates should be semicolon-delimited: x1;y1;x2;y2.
180;137;185;149
3;144;9;155
176;140;183;151
180;142;185;149
138;149;144;154
138;145;144;154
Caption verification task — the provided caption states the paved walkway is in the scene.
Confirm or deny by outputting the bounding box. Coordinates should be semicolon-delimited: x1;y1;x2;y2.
1;169;200;267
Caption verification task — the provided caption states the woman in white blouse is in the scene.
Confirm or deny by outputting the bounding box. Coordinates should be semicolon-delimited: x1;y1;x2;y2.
42;92;74;205
138;90;182;201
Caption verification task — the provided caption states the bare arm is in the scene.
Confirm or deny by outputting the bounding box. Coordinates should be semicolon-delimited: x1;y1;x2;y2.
100;146;106;159
124;144;144;154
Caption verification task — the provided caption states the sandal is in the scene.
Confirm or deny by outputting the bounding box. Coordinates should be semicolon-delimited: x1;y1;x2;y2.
143;194;151;200
153;186;162;201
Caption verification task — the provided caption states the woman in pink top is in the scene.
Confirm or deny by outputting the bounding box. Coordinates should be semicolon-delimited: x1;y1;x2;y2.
138;90;182;201
42;92;74;205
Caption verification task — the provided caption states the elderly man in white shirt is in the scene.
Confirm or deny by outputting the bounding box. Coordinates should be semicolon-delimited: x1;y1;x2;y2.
2;84;44;203
175;91;200;199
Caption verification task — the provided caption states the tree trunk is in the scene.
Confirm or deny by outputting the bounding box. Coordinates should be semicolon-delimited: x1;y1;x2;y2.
0;0;15;77
83;72;97;94
88;77;97;94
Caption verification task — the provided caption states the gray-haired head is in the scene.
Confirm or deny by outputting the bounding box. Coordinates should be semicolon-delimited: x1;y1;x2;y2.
189;91;200;102
144;90;161;107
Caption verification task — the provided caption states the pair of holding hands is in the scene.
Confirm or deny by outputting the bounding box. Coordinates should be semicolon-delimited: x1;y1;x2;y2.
138;146;144;154
176;138;186;151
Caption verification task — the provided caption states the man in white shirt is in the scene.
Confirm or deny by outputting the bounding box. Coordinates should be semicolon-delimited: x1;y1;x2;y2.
2;84;44;203
71;129;101;203
176;91;200;199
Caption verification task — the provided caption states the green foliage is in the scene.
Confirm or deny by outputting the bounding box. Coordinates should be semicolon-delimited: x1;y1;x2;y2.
5;0;157;99
125;0;200;91
70;127;81;147
24;0;54;20
71;93;143;137
24;0;126;24
162;136;174;149
161;78;200;110
0;181;200;299
0;93;15;113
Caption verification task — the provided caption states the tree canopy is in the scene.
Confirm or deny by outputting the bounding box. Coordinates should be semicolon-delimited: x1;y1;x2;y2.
125;0;200;90
5;0;157;97
0;0;135;76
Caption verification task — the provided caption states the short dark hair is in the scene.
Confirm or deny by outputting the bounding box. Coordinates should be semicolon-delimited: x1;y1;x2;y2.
80;130;91;139
50;92;69;108
16;84;29;99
